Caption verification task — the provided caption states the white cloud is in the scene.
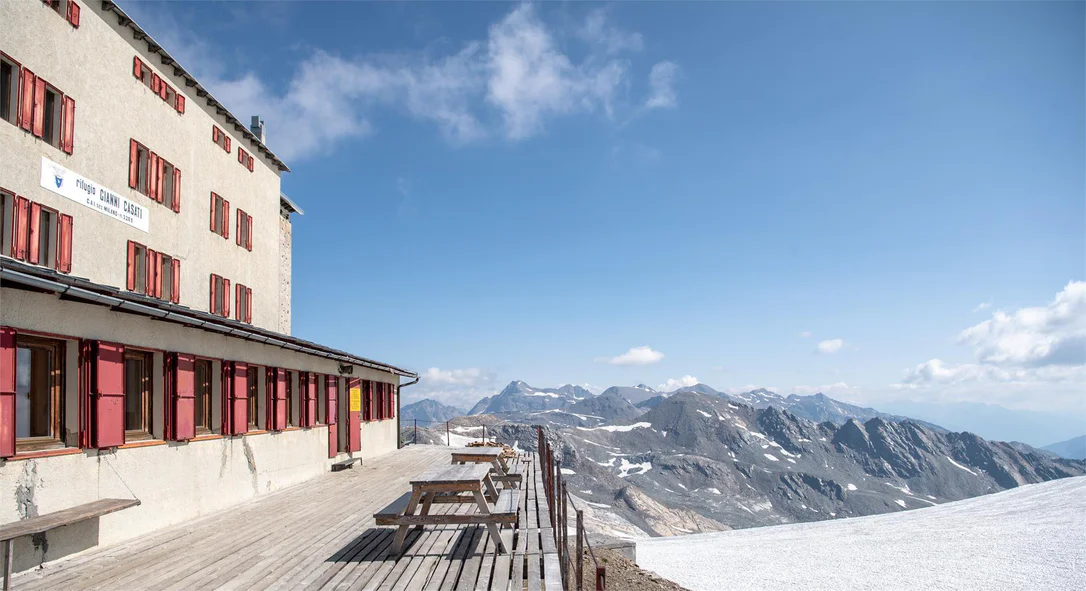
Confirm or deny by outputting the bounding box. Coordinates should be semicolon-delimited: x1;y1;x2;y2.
597;346;665;366
817;339;845;354
577;7;643;54
972;301;992;313
721;385;778;395
126;3;675;161
892;281;1086;411
658;375;699;391
406;367;498;409
799;331;813;338
420;367;487;386
958;281;1086;367
645;61;679;109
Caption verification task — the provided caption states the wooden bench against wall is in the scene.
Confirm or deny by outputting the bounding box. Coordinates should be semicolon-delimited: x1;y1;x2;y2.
0;498;140;591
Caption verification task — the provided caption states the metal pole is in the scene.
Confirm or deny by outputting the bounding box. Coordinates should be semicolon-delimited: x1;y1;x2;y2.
414;419;417;445
446;421;450;446
556;459;563;580
561;473;568;587
3;539;12;591
596;567;606;591
576;510;584;591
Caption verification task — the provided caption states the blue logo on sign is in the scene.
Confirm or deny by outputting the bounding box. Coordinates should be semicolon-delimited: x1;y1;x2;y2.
55;175;63;188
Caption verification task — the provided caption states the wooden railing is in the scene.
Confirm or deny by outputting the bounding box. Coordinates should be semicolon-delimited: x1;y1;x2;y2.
537;426;606;591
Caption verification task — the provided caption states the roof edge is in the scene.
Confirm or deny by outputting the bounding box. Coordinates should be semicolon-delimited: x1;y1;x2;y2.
101;1;291;173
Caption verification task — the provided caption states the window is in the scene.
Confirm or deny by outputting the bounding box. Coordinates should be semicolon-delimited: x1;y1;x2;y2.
1;189;13;257
123;349;153;439
129;139;181;211
127;241;147;294
238;147;254;172
2;192;72;271
235;284;252;324
41;83;61;148
1;53;19;126
15;335;64;452
161;254;174;302
194;359;212;434
236;210;252;251
247;366;259;428
210;193;229;238
209;274;231;317
212;126;231;152
132;57;184;114
286;371;295;427
362;381;372;422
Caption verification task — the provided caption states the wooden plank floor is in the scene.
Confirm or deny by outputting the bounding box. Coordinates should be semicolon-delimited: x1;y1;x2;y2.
11;446;564;591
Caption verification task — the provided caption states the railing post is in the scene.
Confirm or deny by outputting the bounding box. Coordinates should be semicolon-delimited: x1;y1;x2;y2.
446;420;450;446
556;459;563;584
576;510;584;591
561;472;569;587
414;419;417;445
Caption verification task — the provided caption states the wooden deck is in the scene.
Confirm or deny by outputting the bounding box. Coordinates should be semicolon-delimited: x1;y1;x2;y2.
11;446;563;590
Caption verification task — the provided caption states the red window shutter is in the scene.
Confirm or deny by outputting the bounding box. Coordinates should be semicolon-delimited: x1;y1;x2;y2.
61;96;75;154
238;149;244;164
209;193;217;232
155;156;165;203
159;80;168;101
212;127;219;144
67;1;81;28
274;368;287;431
225;136;231;153
148;153;160;201
129;140;140;188
145;248;157;296
234;283;241;320
58;213;73;273
209;274;218;314
0;327;15;458
347;378;361;452
245;288;252;323
19;68;35;132
151;73;160;95
126;241;136;290
28;202;41;264
222;278;230;318
220;362;233;435
236;212;242;246
155;251;164;298
32;77;46;138
172;167;181;213
232;362;249;435
171;258;180;303
326;376;338;426
306;373;318;427
223;200;230;239
173;353;195;440
12;197;29;261
133;56;143;80
175;94;185;114
391;385;396;418
246;215;253;251
93;341;126;448
248;155;254;172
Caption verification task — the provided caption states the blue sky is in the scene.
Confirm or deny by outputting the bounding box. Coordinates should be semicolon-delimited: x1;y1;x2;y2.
126;1;1084;415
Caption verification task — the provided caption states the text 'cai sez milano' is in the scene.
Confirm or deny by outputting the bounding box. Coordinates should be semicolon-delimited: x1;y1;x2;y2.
0;0;417;573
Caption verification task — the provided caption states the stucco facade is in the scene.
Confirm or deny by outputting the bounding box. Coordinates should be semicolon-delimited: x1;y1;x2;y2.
0;1;414;575
1;0;284;331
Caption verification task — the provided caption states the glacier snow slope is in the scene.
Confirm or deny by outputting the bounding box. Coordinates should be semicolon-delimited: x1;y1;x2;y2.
637;476;1086;590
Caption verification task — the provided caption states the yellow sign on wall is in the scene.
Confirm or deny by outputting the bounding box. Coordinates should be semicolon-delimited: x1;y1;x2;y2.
349;387;362;412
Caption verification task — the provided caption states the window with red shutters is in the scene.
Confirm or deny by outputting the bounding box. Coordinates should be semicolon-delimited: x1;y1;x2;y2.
168;353;196;441
246;366;259;429
237;147;254;172
235;284;252;324
133;54;182;114
305;373;317;428
0;53;21;127
209;274;232;316
127;240;146;294
0;327;15;458
228;362;249;435
66;1;81;27
91;341;125;449
129;139;178;210
194;359;212;434
212;126;231;152
210;193;229;238
236;210;252;251
361;380;371;422
2;194;68;271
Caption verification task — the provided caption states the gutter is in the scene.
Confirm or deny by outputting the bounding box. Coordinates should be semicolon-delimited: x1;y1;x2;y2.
396;375;421;448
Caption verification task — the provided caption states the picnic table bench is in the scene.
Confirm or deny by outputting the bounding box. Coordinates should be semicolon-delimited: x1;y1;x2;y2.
450;447;523;488
374;463;519;555
0;498;140;590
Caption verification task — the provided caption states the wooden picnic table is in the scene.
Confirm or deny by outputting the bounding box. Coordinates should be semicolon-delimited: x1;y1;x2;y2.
374;463;518;556
450;447;525;489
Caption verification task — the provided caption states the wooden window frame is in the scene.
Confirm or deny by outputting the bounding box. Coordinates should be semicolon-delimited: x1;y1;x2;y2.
39;81;63;149
1;188;14;258
14;335;65;453
123;349;154;441
194;358;213;435
285;371;295;427
34;204;58;269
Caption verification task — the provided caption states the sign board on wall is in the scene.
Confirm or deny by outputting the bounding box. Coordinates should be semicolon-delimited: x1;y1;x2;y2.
349;387;362;412
40;156;150;232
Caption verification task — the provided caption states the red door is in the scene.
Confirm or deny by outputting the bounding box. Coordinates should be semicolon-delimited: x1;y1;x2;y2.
347;378;361;452
326;376;338;458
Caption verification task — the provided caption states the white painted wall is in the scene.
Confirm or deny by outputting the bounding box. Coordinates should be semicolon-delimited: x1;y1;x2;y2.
0;1;286;331
1;289;403;573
